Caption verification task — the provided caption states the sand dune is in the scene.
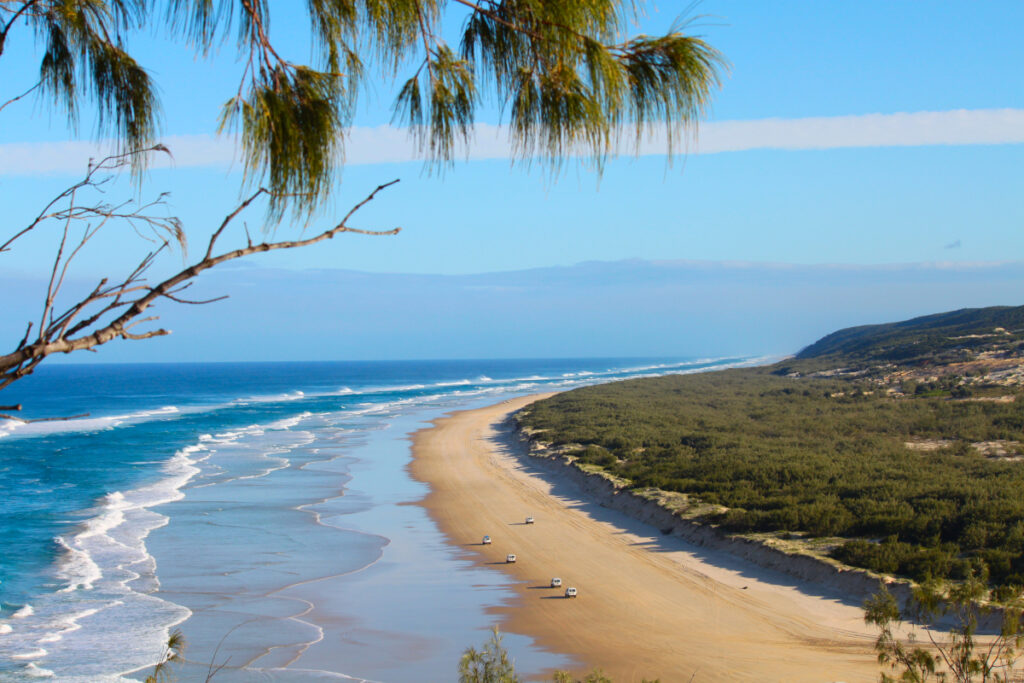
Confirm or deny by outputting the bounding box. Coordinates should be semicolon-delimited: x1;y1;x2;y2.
410;394;880;682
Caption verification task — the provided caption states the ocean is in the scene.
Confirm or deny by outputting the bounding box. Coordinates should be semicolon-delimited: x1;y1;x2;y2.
0;357;753;681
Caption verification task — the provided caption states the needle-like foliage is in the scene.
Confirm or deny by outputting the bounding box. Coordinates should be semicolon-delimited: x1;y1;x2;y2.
220;65;348;221
459;627;521;683
866;577;1024;682
3;0;157;179
3;0;725;219
144;629;186;683
0;0;724;400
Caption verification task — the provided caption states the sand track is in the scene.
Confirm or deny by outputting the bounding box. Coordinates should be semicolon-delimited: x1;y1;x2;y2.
410;395;880;682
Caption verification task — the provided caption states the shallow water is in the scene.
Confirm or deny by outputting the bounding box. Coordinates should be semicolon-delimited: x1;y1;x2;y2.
0;357;756;681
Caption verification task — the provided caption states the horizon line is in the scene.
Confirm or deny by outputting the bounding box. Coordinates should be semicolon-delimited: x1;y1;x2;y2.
6;256;1024;282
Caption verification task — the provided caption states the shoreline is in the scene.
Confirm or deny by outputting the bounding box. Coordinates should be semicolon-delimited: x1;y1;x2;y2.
141;406;570;682
410;393;881;682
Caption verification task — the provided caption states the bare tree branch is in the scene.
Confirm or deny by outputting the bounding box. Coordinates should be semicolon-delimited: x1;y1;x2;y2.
0;147;179;255
0;412;90;424
1;156;401;396
162;292;230;306
0;79;40;113
205;189;269;259
0;0;40;58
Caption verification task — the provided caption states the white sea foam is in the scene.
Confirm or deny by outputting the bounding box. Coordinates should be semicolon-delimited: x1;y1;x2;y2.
0;405;187;441
474;374;552;385
614;357;737;375
3;364;680;442
1;356;756;679
267;412;312;430
212;370;661;409
54;536;102;593
0;418;20;438
233;390;307;405
78;492;129;541
0;434;208;677
22;663;54;678
37;608;100;644
336;384;429;398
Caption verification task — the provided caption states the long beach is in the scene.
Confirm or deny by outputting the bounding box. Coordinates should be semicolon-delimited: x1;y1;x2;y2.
410;393;881;682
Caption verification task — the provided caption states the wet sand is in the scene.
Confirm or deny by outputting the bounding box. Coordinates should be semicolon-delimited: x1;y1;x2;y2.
410;394;881;682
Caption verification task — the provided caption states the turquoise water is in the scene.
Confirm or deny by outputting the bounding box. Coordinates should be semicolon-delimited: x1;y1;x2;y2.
0;357;752;680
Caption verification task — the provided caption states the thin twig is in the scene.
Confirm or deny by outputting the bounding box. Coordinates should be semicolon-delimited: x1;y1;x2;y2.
0;412;90;423
1;174;402;398
0;79;40;113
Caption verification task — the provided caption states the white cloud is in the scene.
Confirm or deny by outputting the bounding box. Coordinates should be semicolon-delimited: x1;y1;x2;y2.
1;108;1022;176
682;109;1024;154
0;136;239;176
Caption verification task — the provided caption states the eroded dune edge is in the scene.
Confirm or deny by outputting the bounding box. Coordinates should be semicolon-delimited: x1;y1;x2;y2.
410;394;884;682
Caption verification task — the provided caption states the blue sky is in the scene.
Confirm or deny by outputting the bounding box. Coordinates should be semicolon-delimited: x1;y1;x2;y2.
2;1;1024;360
5;261;1023;361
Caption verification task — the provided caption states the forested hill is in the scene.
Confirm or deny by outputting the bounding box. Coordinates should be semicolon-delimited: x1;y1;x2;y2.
795;305;1024;366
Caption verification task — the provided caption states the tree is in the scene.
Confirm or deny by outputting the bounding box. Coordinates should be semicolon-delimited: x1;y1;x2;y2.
144;629;186;683
0;0;724;411
459;627;520;683
459;627;654;683
865;577;1024;682
552;669;630;683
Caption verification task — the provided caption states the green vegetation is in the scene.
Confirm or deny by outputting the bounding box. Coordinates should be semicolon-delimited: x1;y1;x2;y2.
459;628;519;683
458;628;658;683
866;578;1024;682
144;629;185;683
518;306;1024;590
5;1;725;217
2;1;725;404
784;305;1024;375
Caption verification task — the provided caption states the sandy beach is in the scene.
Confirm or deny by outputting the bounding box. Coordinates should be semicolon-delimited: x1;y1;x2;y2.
410;394;882;682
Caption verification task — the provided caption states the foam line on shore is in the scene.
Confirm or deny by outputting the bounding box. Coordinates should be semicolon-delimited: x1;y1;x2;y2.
0;413;326;678
0;356;756;442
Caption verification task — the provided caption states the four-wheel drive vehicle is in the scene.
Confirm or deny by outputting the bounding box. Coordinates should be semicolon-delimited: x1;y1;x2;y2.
564;587;578;598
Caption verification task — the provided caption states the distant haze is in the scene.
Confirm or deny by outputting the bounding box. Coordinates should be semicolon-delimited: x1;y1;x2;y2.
3;260;1023;363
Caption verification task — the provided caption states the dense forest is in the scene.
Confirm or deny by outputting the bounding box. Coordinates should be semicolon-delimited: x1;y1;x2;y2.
518;306;1024;590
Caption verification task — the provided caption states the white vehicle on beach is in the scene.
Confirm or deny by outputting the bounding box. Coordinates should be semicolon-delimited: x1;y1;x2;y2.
564;587;577;598
482;535;492;545
506;553;517;563
550;577;562;588
525;516;535;524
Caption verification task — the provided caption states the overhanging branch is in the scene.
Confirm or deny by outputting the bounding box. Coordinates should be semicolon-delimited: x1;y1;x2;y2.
1;173;401;396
